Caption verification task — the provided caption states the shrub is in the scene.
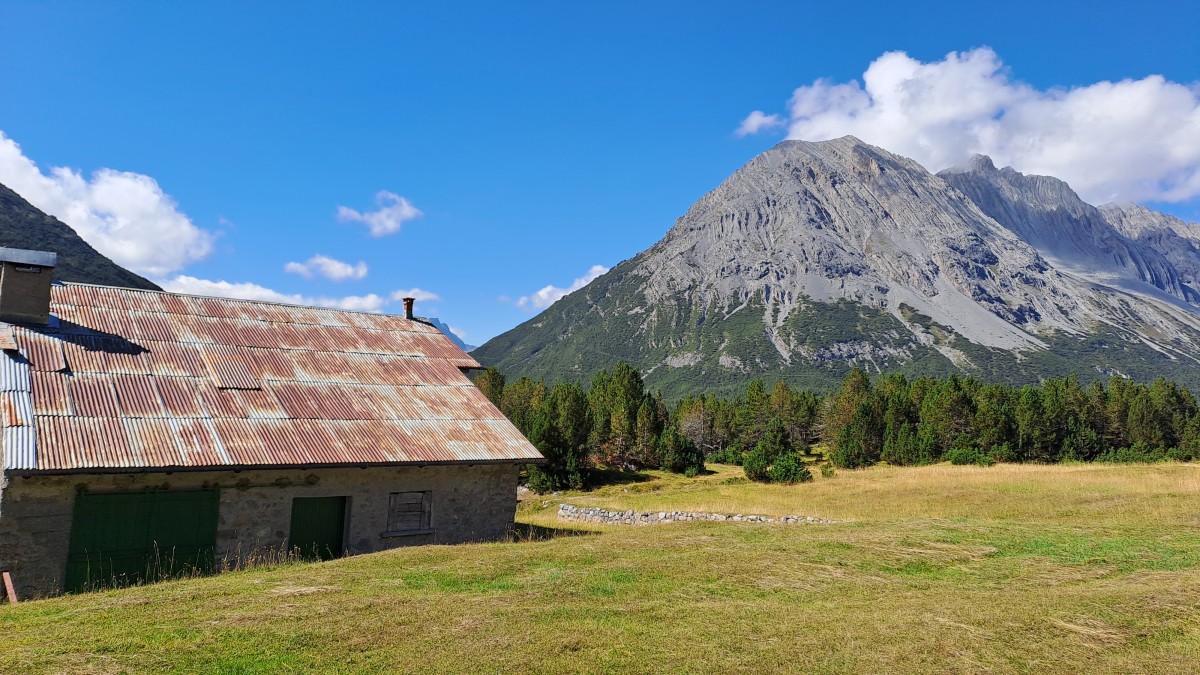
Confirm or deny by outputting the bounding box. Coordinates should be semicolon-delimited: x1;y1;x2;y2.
820;462;836;479
743;443;770;482
767;451;813;484
657;425;705;475
947;446;996;467
1095;442;1167;464
710;444;744;466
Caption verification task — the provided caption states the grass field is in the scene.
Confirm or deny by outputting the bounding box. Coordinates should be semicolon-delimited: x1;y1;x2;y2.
3;463;1200;673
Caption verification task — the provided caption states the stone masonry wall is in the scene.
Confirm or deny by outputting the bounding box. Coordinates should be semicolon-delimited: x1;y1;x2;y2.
557;503;834;526
0;463;519;599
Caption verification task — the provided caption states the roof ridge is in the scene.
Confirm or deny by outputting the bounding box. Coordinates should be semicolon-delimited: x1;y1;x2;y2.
56;281;419;320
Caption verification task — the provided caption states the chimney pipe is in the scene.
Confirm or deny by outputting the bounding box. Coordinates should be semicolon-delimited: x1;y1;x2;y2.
0;247;56;325
402;297;415;320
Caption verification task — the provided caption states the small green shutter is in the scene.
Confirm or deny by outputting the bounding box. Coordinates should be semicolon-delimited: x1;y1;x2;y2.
289;496;346;561
65;490;219;592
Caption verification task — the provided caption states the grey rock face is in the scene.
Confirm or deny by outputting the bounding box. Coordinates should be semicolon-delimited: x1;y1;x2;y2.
475;136;1200;394
939;157;1194;303
639;137;1109;351
1098;203;1200;295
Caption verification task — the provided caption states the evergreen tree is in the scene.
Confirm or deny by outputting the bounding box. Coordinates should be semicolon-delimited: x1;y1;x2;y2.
472;367;506;408
822;368;872;447
500;377;546;438
657;425;705;475
831;399;883;468
525;383;591;493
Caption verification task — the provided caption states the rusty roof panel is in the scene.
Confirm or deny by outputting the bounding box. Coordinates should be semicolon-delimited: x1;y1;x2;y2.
68;375;121;418
171;417;229;465
122;418;183;467
1;392;29;427
211;418;270;465
103;341;153;376
196;381;248;418
59;338;108;374
234;388;288;419
156;377;207;417
112;374;166;418
199;344;260;390
30;371;72;416
129;312;176;342
243;348;298;381
4;283;543;472
35;417;129;470
145;341;207;378
15;331;66;372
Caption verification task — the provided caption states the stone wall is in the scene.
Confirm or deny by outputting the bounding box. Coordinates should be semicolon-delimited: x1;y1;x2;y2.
0;463;519;599
557;503;834;526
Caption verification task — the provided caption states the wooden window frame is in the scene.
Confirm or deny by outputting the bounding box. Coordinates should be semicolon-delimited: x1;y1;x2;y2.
382;490;433;537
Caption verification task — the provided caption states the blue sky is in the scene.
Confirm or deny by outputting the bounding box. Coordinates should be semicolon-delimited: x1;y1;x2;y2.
1;1;1198;345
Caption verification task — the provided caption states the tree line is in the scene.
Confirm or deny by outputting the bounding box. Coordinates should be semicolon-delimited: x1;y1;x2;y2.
475;365;1200;493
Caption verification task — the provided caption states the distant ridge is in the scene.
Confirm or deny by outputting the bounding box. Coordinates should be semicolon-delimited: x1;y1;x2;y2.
475;137;1200;397
0;182;160;290
425;316;477;352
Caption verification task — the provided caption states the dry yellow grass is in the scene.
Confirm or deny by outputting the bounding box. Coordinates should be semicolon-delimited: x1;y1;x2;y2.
522;462;1200;529
2;462;1199;673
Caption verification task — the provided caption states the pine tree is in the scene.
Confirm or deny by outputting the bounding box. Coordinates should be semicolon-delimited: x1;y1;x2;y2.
472;367;506;408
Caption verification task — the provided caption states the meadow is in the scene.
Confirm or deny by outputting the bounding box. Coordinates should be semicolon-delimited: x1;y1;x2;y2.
2;462;1199;673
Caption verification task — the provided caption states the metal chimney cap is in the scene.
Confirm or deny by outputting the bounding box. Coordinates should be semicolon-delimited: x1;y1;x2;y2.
0;248;57;268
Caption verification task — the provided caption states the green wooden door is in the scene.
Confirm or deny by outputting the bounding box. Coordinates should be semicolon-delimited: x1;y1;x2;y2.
289;496;346;561
65;490;219;592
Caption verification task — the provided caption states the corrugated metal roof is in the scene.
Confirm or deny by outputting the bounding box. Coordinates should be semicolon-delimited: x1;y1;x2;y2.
3;283;540;472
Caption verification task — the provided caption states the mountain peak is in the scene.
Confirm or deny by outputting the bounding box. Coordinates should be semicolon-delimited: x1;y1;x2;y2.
475;139;1200;397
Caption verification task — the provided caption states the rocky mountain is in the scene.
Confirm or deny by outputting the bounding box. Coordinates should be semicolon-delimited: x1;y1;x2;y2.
0;182;159;290
474;137;1200;397
424;316;477;352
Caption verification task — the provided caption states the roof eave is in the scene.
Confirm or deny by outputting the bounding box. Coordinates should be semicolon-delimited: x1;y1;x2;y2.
4;456;547;477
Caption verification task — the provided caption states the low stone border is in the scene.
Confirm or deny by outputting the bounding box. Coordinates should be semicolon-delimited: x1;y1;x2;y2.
557;503;834;526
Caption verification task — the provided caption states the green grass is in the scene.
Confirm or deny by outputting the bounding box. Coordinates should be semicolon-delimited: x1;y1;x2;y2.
4;463;1200;673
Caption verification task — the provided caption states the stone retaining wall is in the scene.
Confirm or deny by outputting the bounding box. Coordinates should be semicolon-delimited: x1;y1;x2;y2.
557;503;834;526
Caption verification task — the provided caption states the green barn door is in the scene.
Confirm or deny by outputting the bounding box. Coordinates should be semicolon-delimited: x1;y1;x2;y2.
289;496;346;561
65;490;219;592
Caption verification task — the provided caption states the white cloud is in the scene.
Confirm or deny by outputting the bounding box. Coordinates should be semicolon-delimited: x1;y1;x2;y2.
741;48;1200;204
162;275;388;312
0;131;215;276
283;254;369;281
517;264;609;310
736;110;784;137
336;190;422;237
448;325;468;342
389;288;441;302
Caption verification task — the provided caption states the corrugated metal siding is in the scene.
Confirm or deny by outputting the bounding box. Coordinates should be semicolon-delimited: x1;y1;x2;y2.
2;283;534;472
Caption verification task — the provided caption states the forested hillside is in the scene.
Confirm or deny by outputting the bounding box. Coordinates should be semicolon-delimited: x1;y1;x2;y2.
0;182;159;290
479;364;1200;492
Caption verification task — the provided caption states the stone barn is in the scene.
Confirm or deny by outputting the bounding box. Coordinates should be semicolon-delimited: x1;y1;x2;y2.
0;247;542;598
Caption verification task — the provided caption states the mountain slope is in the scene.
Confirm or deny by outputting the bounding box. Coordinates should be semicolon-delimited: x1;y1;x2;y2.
475;137;1200;397
0;182;160;290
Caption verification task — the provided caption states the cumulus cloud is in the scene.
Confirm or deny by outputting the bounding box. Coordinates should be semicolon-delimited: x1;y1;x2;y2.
336;190;422;236
283;254;369;281
740;48;1200;204
517;264;609;310
389;288;441;302
162;275;388;312
736;110;784;137
0;132;215;277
